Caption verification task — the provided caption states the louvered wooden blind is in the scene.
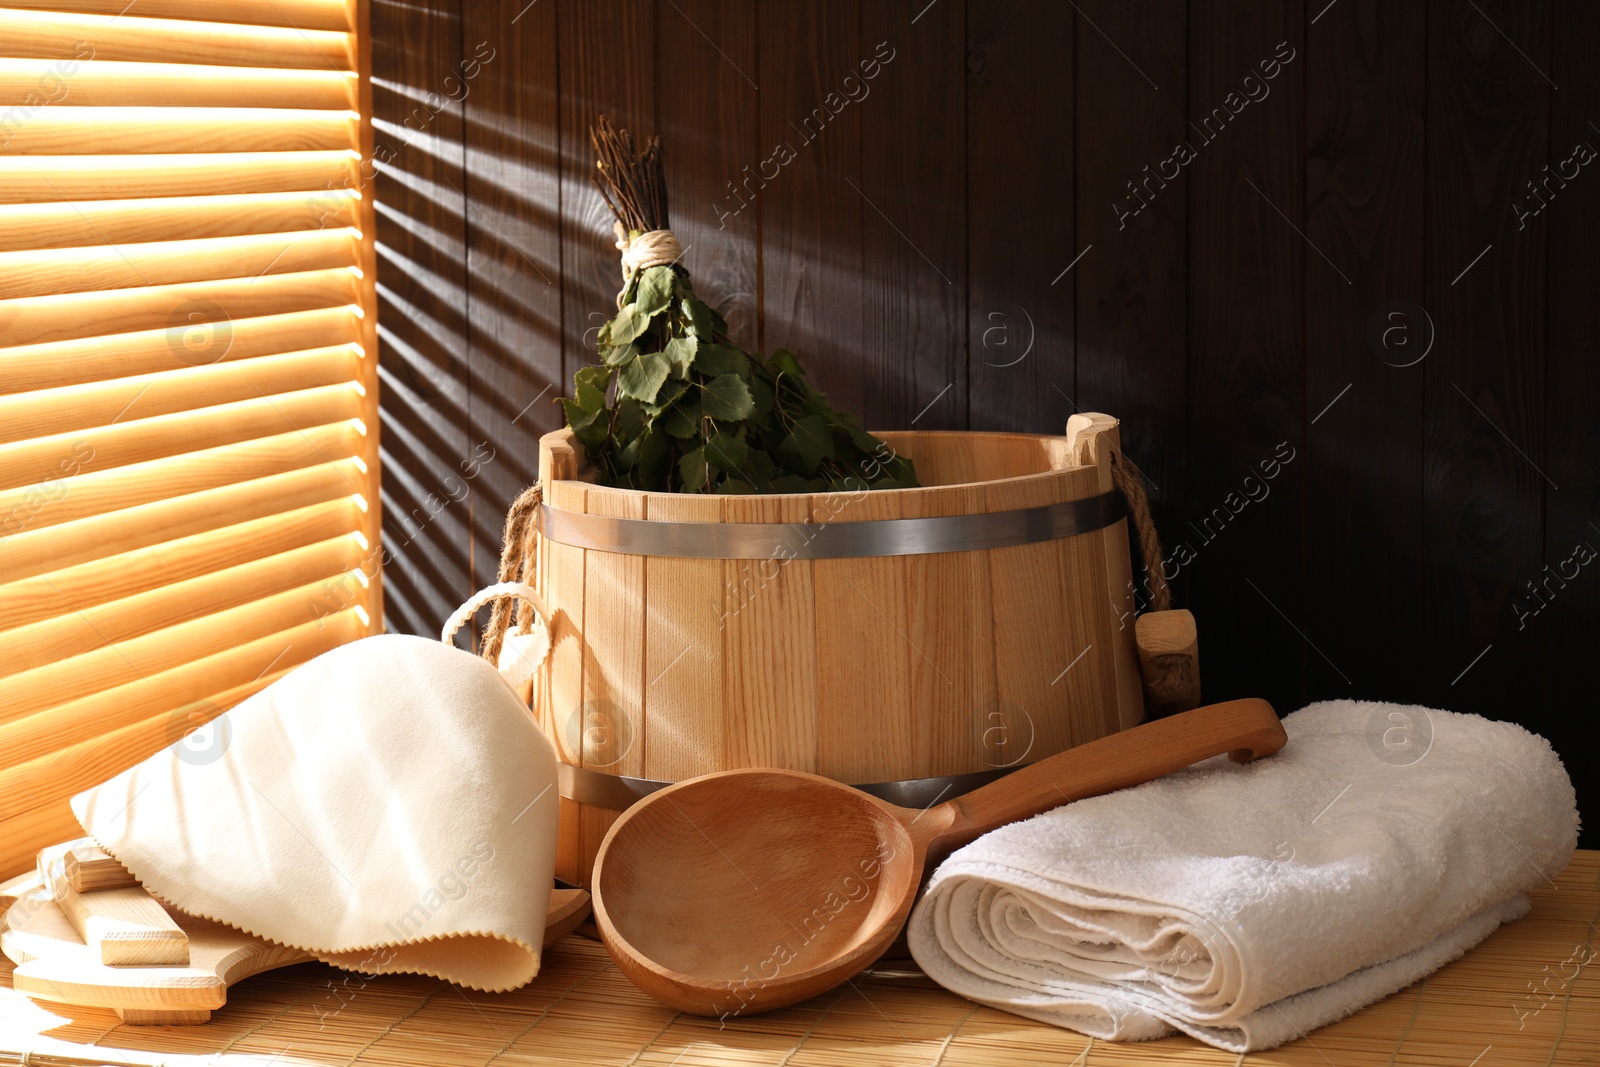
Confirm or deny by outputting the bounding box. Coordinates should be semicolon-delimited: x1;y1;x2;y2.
0;0;382;878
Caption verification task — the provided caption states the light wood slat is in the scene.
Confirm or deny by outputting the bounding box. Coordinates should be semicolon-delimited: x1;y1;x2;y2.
0;0;352;32
0;151;357;204
0;382;361;492
540;442;585;888
0;421;358;538
0;667;290;880
577;486;648;886
0;9;355;70
350;0;381;633
0;190;360;253
0;613;359;822
0;456;363;586
903;483;997;778
0;228;359;301
723;494;819;772
0;307;359;393
642;494;724;783
0;59;356;110
985;471;1081;764
0;266;359;347
0;536;362;678
0;346;360;445
0;578;351;730
2;107;358;155
812;491;912;782
0;798;81;883
0;498;359;633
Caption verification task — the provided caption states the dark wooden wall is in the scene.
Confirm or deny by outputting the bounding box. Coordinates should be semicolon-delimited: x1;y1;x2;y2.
372;0;1597;842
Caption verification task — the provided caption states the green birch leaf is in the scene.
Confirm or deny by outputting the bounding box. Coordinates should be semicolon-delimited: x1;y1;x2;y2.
637;428;669;488
609;303;650;345
741;447;776;487
560;399;606;448
769;348;805;379
634;266;676;316
660;396;702;438
749;372;775;424
681;296;714;337
603;341;639;367
770;474;814;493
794;413;834;462
678;446;709;493
696;343;750;379
700;373;755;420
614;396;646;441
573;365;608;412
664;334;698;377
705;430;749;475
647;378;689;415
846;425;882;454
618;351;670;403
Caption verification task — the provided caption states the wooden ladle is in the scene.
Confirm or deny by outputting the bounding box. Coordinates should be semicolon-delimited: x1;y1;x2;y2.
591;697;1286;1018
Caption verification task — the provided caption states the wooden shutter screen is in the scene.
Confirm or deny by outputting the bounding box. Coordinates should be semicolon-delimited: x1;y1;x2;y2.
0;0;382;878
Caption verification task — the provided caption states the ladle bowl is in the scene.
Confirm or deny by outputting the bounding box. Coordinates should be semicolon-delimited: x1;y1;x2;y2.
592;698;1286;1017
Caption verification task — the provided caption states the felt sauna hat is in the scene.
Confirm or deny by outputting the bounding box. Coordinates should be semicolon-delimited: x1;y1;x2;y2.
71;607;559;993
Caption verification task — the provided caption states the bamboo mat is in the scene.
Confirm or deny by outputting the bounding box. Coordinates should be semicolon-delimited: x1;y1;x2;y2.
2;852;1594;1067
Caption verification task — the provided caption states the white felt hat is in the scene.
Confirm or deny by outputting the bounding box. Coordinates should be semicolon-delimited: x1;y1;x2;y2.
72;632;559;992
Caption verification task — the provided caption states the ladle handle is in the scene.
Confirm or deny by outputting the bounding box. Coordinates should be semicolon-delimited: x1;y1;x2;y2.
935;698;1285;851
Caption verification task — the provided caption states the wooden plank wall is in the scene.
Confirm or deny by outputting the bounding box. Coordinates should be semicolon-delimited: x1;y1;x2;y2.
371;0;1598;844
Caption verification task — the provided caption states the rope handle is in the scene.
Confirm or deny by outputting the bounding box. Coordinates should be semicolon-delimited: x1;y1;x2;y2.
441;581;551;649
1106;447;1173;614
480;482;546;667
443;580;552;690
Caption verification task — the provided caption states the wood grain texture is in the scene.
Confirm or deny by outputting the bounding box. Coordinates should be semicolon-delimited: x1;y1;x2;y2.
985;471;1077;765
1423;0;1549;717
658;0;760;348
1304;0;1427;704
576;485;647;890
540;440;587;887
3;887;309;1019
902;482;996;777
1067;414;1146;730
63;845;137;893
558;0;654;399
1072;0;1188;578
860;0;965;430
464;0;562;611
757;0;868;414
370;0;472;637
722;493;819;772
966;0;1073;434
1184;1;1307;715
39;856;188;968
642;494;725;783
1542;0;1600;831
811;489;912;782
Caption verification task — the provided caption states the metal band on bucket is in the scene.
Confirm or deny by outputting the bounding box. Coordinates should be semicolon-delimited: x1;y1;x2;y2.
538;491;1124;559
557;762;1022;812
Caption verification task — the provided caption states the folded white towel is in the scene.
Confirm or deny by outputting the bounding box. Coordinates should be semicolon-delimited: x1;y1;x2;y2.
907;700;1579;1051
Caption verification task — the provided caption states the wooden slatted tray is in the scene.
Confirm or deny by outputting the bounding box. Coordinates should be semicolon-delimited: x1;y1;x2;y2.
1;852;1593;1066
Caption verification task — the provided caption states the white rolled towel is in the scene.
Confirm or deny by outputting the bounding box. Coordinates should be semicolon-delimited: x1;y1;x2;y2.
907;701;1579;1052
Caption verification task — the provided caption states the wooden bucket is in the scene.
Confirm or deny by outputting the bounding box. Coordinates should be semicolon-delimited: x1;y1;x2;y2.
525;413;1145;888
